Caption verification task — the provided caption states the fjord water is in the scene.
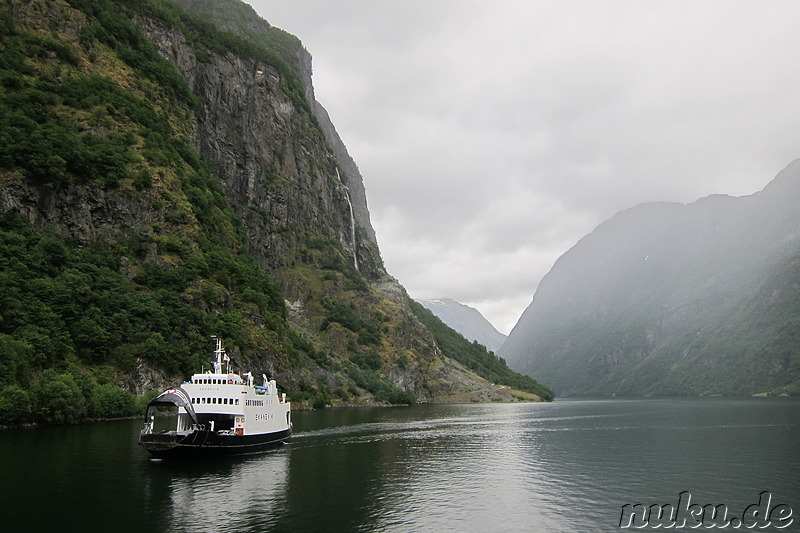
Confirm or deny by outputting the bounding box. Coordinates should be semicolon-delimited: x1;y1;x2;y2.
1;398;798;532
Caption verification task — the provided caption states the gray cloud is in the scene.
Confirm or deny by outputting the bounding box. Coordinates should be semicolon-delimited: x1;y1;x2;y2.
251;0;800;333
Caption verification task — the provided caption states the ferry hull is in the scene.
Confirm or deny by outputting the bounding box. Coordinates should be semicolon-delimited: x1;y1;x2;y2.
139;428;292;459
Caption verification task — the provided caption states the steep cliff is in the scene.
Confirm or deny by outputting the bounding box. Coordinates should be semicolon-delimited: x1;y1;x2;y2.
0;0;547;422
499;160;800;397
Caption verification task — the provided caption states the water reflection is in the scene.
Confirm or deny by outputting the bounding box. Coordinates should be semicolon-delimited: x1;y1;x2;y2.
144;448;290;532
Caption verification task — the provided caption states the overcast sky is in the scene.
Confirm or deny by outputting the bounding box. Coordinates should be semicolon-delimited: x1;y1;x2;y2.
249;1;800;334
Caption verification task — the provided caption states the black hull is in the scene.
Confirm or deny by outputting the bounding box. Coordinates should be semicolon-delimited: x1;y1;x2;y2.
139;428;292;459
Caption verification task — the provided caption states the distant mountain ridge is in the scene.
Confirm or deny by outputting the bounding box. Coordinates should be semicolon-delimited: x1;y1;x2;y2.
498;159;800;397
417;298;507;352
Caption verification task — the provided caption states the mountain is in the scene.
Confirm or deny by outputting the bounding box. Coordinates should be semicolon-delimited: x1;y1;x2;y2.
417;299;507;352
0;0;550;424
498;160;800;397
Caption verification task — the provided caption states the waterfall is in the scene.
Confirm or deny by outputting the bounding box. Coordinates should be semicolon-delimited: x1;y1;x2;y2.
344;188;359;271
337;167;359;271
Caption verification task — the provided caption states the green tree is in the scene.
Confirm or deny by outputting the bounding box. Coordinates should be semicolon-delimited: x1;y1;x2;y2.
93;384;136;419
0;384;32;424
32;371;87;424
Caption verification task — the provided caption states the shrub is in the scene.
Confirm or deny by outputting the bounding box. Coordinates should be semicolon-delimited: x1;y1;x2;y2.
32;370;87;424
0;385;32;424
93;383;136;419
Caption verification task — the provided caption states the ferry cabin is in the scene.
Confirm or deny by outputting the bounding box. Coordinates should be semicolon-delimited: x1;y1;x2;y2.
175;371;291;436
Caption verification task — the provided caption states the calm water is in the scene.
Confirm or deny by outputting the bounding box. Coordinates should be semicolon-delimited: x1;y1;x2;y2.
1;398;798;532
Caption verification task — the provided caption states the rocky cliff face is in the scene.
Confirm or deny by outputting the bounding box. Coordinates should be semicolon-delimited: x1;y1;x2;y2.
133;1;386;289
0;0;523;406
499;160;800;397
133;4;432;392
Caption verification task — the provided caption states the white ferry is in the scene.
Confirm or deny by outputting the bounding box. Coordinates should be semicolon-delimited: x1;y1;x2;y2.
138;337;292;458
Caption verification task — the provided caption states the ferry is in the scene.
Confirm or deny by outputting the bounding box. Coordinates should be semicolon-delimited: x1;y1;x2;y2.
138;337;292;458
